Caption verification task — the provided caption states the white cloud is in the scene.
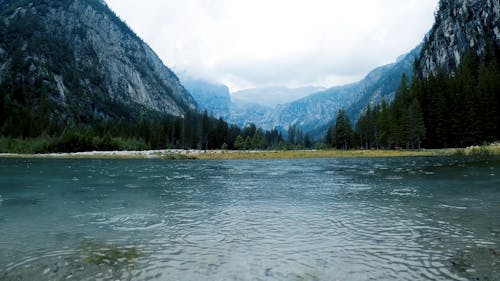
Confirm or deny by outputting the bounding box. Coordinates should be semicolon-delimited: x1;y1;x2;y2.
105;0;439;91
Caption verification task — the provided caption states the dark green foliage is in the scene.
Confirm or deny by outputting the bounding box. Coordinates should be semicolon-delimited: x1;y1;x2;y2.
0;133;144;154
416;49;500;148
0;0;293;153
0;0;197;144
325;109;353;150
234;135;246;150
0;106;289;153
232;124;286;151
351;47;500;149
405;99;426;149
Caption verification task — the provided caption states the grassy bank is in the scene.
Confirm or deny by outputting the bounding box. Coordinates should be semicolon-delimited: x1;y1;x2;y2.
0;143;499;160
191;145;500;160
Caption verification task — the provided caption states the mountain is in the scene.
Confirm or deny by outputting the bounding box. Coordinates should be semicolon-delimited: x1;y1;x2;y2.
184;46;420;137
228;101;273;128
257;46;421;136
418;0;499;78
352;0;500;150
183;82;318;128
345;45;422;120
182;79;230;119
261;84;362;132
0;0;196;136
232;86;325;107
413;0;500;147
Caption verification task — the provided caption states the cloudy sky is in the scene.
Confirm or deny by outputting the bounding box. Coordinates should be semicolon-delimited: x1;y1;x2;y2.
105;0;439;92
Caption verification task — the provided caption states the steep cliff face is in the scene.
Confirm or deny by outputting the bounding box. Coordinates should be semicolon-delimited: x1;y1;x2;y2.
0;0;196;127
418;0;500;77
182;79;230;119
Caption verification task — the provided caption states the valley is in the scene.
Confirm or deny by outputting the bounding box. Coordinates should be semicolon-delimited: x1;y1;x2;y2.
0;1;499;280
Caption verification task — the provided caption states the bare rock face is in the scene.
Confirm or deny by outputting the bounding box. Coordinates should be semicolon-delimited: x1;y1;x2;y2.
182;79;231;119
0;0;196;124
418;0;500;77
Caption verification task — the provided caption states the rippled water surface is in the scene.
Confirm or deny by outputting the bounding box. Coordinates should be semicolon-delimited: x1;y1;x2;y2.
0;157;499;280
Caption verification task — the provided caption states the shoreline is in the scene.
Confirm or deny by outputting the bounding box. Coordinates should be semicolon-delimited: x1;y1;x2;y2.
0;145;499;160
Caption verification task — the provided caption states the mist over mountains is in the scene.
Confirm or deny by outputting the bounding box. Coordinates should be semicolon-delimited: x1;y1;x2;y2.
232;86;326;107
184;45;421;138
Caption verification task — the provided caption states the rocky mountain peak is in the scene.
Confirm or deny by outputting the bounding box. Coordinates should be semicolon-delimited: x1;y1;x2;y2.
418;0;500;77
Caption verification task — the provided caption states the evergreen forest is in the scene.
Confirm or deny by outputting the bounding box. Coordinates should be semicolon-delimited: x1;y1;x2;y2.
325;47;500;150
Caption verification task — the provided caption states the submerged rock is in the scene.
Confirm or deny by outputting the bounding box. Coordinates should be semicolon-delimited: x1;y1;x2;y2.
450;247;500;280
2;240;142;281
81;240;141;267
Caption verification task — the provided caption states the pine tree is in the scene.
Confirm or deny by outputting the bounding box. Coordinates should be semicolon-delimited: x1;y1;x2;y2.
288;125;296;146
359;105;371;148
216;117;229;149
476;62;499;142
325;125;336;148
234;135;245;150
334;109;353;150
405;99;426;149
379;100;391;149
370;105;381;149
201;109;209;149
412;99;426;149
304;133;312;148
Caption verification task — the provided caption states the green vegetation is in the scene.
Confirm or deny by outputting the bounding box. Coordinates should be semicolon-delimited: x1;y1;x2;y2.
81;240;141;266
0;133;146;153
326;45;499;150
351;74;427;150
0;112;286;154
0;0;498;154
0;0;226;153
0;2;313;154
325;109;353;150
191;144;500;160
412;49;500;148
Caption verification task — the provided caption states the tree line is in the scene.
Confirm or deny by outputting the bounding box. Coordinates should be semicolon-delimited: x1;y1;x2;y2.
325;46;500;149
0;100;316;153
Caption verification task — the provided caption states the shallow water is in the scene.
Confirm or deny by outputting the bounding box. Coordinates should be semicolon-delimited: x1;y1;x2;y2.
0;157;499;280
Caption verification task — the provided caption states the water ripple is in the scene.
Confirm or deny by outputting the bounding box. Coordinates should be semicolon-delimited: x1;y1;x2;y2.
0;157;498;280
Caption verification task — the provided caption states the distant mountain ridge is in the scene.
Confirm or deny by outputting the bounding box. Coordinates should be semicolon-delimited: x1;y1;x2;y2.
232;86;326;107
0;0;196;135
182;79;230;119
246;46;420;135
264;46;420;137
345;45;422;120
185;46;421;138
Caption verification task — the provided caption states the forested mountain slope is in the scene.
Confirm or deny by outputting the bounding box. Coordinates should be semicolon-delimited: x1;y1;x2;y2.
0;0;197;138
350;0;500;149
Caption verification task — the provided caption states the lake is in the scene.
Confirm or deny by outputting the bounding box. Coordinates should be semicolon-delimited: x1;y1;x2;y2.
0;157;499;280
